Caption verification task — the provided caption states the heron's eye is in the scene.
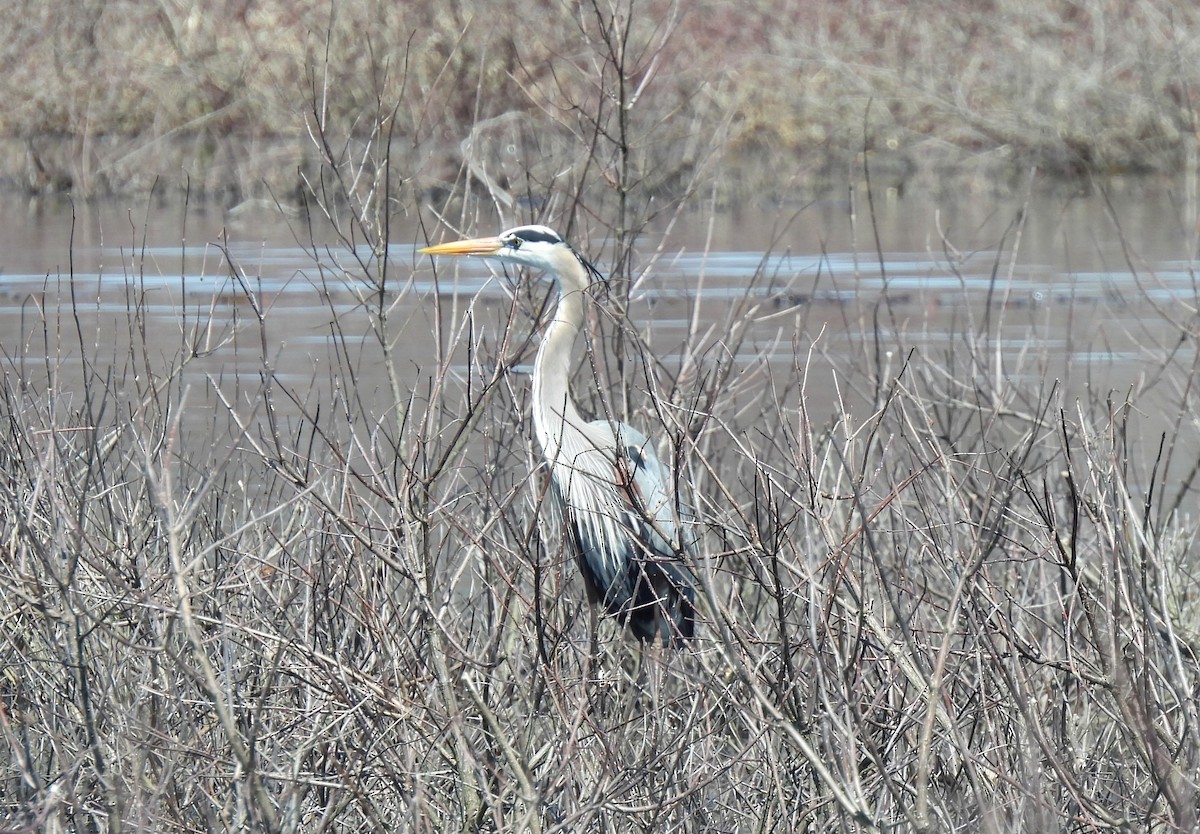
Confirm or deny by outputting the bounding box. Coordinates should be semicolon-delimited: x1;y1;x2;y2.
506;237;522;250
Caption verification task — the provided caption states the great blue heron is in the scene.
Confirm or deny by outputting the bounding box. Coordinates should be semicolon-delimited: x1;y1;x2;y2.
420;225;696;646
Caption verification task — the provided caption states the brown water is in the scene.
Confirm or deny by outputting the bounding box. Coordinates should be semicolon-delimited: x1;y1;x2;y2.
1;182;1197;455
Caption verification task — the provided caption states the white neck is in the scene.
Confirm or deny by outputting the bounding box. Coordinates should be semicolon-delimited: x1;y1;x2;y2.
530;252;592;462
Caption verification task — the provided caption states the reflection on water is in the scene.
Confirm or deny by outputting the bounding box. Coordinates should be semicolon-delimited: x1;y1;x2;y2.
0;182;1196;435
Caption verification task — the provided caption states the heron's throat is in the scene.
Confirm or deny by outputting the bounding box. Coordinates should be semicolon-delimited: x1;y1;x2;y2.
532;287;587;461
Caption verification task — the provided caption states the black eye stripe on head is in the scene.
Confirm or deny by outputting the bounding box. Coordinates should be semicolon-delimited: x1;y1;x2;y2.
510;227;564;245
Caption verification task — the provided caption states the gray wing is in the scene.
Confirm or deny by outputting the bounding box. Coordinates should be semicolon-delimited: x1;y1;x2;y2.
609;421;698;556
555;419;696;645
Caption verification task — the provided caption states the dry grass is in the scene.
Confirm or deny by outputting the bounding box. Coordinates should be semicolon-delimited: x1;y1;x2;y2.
2;2;1200;832
2;0;1200;197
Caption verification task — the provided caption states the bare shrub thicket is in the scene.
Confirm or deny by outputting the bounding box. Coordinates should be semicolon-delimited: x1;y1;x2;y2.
3;2;1200;833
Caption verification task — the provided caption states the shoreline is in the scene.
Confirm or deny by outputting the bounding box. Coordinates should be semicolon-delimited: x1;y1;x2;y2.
4;1;1197;202
4;133;1189;209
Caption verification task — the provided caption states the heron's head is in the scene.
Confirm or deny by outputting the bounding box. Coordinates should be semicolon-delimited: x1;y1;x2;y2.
420;224;602;290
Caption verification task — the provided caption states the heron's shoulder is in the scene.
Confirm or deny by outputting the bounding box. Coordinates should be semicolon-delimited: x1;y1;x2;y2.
584;418;650;449
583;419;664;473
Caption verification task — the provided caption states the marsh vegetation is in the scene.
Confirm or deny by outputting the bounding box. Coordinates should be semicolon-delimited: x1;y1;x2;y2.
2;1;1200;832
3;0;1200;198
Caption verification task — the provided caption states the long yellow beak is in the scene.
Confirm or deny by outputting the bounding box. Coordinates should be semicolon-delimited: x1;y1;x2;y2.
419;236;505;257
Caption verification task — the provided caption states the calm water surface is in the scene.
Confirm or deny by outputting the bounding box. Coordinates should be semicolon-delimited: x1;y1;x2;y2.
0;183;1196;456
